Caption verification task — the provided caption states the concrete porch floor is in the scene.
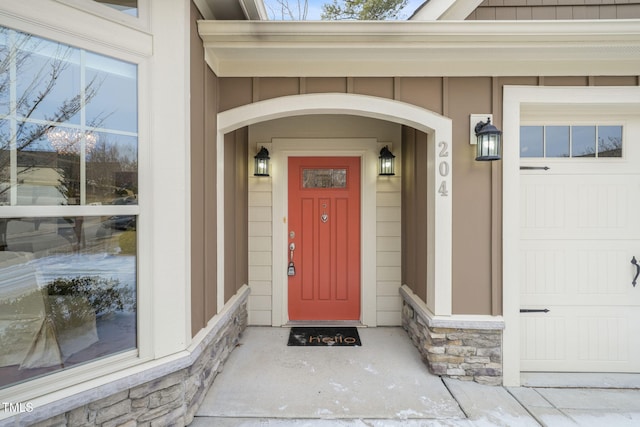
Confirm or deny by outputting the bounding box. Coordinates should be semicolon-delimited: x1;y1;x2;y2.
192;327;640;426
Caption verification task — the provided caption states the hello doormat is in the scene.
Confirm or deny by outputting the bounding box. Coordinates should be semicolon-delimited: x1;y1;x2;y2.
287;327;361;347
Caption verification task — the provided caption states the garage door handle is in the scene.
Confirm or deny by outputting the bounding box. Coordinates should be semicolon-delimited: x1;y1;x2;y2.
520;309;550;313
632;256;639;287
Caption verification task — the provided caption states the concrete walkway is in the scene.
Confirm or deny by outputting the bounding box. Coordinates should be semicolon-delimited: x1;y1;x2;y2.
192;327;640;426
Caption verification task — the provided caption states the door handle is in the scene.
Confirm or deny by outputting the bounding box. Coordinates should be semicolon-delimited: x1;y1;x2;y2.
632;256;639;287
288;243;296;276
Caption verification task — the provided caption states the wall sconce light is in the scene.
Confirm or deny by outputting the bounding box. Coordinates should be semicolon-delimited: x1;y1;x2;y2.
254;146;270;176
379;145;396;176
471;115;502;161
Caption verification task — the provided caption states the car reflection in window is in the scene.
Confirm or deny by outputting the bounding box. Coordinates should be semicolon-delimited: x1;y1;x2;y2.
101;196;136;232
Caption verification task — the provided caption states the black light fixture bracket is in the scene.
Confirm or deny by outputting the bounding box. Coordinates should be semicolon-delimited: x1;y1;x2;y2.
254;146;270;176
472;115;502;161
378;145;396;176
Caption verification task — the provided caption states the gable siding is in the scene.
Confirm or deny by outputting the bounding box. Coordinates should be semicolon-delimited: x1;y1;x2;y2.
467;0;640;20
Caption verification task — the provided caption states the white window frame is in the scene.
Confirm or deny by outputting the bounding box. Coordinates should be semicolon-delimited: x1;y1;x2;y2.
519;123;625;160
55;0;150;32
0;11;153;404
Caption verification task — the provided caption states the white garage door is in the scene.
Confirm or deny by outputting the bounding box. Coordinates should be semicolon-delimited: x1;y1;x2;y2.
520;120;640;372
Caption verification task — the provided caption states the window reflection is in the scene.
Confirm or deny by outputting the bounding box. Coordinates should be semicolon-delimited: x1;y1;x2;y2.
520;126;543;157
520;124;623;159
0;26;139;389
15;39;81;125
0;216;137;389
545;126;569;158
572;126;596;158
87;132;137;205
0;27;138;206
597;126;622;157
94;0;138;17
86;53;137;133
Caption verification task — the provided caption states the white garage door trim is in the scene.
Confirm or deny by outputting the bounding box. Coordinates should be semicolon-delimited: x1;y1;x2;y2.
503;85;640;387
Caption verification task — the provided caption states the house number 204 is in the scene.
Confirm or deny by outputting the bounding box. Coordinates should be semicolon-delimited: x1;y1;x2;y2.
438;141;449;197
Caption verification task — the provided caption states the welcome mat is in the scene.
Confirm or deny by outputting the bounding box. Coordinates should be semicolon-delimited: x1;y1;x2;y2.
287;327;361;347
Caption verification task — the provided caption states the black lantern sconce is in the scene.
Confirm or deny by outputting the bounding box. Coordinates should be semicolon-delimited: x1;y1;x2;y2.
254;146;270;176
472;116;502;161
379;145;396;176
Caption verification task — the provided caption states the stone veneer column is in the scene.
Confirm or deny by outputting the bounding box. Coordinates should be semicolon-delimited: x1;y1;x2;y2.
400;286;503;386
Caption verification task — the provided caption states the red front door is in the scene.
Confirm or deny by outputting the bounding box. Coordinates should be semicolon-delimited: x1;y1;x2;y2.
288;157;361;321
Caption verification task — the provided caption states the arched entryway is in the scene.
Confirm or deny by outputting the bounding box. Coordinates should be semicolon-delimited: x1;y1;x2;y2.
216;93;452;323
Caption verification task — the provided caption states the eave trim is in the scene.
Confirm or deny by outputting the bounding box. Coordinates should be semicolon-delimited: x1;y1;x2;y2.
198;20;640;77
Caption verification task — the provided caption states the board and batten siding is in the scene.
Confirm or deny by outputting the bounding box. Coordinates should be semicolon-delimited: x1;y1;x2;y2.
467;0;640;20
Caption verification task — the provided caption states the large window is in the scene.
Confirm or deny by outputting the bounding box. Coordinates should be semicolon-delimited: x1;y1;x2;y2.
0;27;138;389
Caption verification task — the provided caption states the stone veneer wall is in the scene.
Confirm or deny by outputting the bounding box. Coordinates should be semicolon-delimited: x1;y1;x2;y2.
2;287;249;427
400;286;503;386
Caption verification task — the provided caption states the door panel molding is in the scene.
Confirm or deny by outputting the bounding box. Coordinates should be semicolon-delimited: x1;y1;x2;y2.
272;139;376;326
288;156;361;320
503;85;640;386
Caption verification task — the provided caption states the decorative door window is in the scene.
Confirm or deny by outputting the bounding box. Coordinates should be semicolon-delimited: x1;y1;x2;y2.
302;168;347;189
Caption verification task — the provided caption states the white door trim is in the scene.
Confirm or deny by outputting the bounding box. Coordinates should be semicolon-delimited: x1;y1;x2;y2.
217;93;452;317
502;85;640;386
271;139;376;326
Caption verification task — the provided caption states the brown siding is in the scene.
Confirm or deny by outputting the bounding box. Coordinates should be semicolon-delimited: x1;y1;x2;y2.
224;128;249;303
204;63;218;324
257;78;300;101
467;0;640;19
593;76;640;86
448;78;494;315
217;74;639;316
190;1;219;337
352;77;395;99
401;127;429;302
396;78;444;115
305;77;348;94
218;78;253;112
541;76;590;86
190;2;205;336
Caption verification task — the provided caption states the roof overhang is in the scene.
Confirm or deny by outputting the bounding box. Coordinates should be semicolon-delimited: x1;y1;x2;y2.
198;20;640;77
410;0;485;21
194;0;266;20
